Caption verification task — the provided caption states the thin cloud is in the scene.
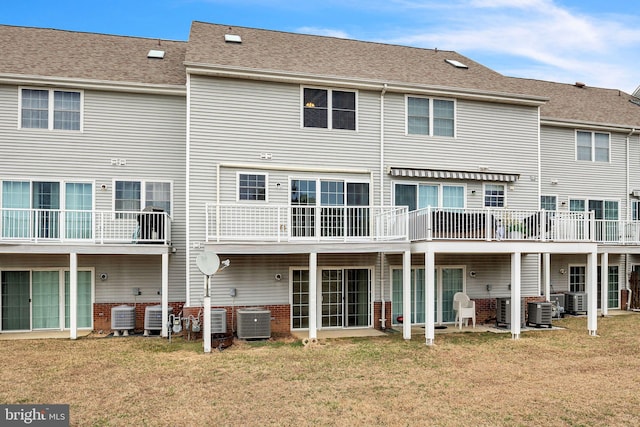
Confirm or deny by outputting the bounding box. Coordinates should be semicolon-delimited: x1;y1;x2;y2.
379;0;640;92
295;26;351;39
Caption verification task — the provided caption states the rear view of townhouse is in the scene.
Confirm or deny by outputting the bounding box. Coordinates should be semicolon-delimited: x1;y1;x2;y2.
2;21;640;343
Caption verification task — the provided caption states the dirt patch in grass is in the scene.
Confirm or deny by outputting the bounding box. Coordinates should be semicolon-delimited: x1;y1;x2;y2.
2;314;640;426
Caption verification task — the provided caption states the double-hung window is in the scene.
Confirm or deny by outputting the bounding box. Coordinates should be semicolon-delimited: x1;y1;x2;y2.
115;180;171;214
484;184;505;208
303;88;356;130
540;195;557;211
407;96;455;137
576;131;609;162
20;88;82;131
238;173;267;201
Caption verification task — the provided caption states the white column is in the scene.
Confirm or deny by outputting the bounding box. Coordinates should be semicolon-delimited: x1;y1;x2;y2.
425;249;435;346
402;250;412;340
587;250;598;336
510;252;521;340
543;253;551;300
161;253;170;338
69;252;78;340
203;276;212;353
308;252;318;340
600;252;608;317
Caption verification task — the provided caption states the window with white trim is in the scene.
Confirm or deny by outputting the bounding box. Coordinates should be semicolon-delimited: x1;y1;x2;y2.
569;265;585;292
407;96;455;137
484;184;505;207
238;173;267;201
576;130;609;162
115;180;171;214
303;88;356;130
20;88;82;131
394;183;464;211
540;195;557;211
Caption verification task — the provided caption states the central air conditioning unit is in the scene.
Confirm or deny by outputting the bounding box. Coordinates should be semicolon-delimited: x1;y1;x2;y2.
144;305;173;336
210;308;227;334
565;292;588;315
549;294;565;318
111;305;135;336
236;308;271;339
527;302;553;328
496;297;525;328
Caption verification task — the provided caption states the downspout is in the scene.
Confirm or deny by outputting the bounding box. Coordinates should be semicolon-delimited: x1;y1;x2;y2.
627;128;635;310
185;74;192;307
380;83;388;329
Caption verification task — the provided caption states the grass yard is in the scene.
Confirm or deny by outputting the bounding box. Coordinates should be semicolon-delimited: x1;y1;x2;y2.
1;314;640;426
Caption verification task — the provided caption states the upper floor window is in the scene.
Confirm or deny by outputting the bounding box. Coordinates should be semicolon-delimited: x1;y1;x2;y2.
238;173;267;201
407;96;455;137
484;184;505;208
303;88;356;130
576;131;609;162
540;195;557;211
115;180;171;214
20;88;82;131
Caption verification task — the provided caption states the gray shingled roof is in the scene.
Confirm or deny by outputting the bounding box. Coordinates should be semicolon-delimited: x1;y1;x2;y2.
186;21;521;95
0;25;186;86
505;78;640;129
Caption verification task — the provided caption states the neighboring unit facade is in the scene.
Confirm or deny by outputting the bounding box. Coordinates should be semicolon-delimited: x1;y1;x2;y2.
0;26;187;337
2;22;640;343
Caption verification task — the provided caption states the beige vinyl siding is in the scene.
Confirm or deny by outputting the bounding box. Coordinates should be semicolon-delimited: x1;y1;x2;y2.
540;126;628;216
383;94;540;208
203;253;378;307
386;253;540;300
188;75;384;300
0;85;187;302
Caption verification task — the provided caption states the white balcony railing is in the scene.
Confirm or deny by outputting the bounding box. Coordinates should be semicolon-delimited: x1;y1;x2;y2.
409;207;594;242
206;204;408;242
0;209;171;244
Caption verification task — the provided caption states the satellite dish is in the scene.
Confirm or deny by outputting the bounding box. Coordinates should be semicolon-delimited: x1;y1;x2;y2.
196;252;220;276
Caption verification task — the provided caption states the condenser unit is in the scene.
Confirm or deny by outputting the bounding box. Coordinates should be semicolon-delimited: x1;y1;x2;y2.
527;302;553;328
236;308;271;339
111;305;135;336
496;297;525;328
210;308;227;334
549;294;565;318
565;292;588;315
144;305;173;336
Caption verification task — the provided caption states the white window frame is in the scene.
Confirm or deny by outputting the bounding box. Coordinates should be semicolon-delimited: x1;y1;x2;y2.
575;130;610;162
540;195;558;211
405;95;456;137
289;177;371;207
483;183;506;208
301;86;358;131
237;172;268;202
112;179;173;216
392;181;466;210
19;86;84;132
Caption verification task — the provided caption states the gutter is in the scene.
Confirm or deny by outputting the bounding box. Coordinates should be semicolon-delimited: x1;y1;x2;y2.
380;83;388;330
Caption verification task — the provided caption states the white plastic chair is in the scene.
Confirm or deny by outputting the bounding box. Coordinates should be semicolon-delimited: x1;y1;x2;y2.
453;292;476;329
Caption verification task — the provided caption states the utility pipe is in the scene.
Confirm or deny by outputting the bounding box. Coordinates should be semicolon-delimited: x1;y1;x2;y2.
379;83;388;329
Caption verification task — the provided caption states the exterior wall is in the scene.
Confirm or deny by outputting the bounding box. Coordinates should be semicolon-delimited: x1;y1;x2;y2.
0;85;187;302
540;125;630;217
383;95;540;208
182;304;290;337
94;301;185;333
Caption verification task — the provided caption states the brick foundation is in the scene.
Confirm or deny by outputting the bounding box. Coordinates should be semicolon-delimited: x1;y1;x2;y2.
621;289;629;310
474;296;546;324
94;302;185;333
373;301;392;330
182;304;291;338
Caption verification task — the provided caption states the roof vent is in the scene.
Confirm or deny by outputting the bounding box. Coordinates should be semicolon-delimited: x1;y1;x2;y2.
574;82;586;88
147;49;165;59
445;59;468;69
224;34;242;43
